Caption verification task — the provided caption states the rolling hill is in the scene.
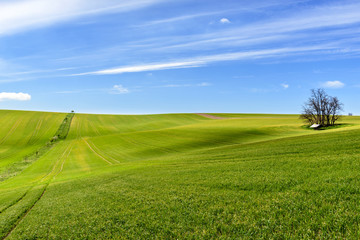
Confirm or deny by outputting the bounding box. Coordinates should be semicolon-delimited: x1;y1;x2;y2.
0;111;360;239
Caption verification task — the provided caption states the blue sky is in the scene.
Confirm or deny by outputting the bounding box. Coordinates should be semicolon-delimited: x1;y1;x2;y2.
0;0;359;114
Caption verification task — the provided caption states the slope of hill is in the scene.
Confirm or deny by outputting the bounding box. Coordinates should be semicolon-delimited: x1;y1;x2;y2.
0;110;65;180
0;111;360;239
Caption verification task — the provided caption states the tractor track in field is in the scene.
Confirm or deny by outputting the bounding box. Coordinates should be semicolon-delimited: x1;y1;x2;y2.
0;187;32;215
0;119;22;145
85;139;119;164
89;119;101;136
2;144;74;240
2;183;48;240
27;119;43;144
1;113;76;239
58;145;73;175
76;117;82;139
83;138;114;165
40;144;73;182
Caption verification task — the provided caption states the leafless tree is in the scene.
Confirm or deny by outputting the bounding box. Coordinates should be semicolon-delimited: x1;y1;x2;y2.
300;89;343;126
329;96;343;125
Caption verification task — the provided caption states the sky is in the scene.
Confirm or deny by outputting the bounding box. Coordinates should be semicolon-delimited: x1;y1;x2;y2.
0;0;359;114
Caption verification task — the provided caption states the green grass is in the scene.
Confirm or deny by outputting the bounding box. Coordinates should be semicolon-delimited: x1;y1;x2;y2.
0;110;65;181
0;112;74;183
1;111;360;239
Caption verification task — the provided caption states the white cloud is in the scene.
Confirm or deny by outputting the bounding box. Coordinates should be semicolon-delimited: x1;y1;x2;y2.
281;83;289;89
220;18;231;24
112;85;129;94
322;80;345;88
0;0;165;35
76;45;333;75
0;92;31;101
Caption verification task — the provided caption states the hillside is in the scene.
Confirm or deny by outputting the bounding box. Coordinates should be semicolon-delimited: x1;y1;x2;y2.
0;110;65;181
0;111;360;239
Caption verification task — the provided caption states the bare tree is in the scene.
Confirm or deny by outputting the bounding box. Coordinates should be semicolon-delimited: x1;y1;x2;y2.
329;96;343;125
300;89;343;126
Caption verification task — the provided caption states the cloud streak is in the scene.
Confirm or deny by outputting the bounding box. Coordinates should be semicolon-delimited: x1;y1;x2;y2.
135;10;229;27
135;1;308;27
4;0;360;86
127;1;360;55
75;45;334;75
0;0;165;35
12;0;360;81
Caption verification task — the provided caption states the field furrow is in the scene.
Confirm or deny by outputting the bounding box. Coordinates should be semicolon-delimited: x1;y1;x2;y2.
0;140;75;239
83;138;113;165
2;184;48;240
27;119;43;145
0;119;22;146
85;138;120;164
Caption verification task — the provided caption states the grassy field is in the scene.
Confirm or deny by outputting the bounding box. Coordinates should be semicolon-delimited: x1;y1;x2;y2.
0;110;65;181
0;111;360;239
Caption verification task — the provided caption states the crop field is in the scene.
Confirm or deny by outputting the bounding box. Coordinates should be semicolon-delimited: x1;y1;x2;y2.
0;110;65;181
0;111;360;239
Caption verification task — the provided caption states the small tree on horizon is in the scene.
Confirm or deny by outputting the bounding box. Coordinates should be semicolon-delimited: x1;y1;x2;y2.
300;88;343;126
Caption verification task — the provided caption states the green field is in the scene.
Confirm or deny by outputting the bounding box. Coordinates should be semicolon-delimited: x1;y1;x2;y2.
0;110;65;181
1;111;360;239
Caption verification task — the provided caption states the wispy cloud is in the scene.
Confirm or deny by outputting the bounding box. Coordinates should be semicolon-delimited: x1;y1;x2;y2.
4;0;360;86
1;67;80;77
0;0;165;35
0;92;31;101
21;1;360;79
111;85;130;94
74;61;203;75
322;80;345;88
281;83;289;89
75;45;334;75
136;10;229;27
56;86;130;94
128;2;360;54
135;1;307;27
